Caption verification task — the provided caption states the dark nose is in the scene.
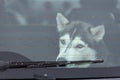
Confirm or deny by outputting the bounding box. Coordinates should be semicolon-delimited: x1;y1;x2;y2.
57;57;67;61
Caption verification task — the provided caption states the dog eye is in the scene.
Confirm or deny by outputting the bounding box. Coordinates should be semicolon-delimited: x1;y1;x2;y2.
60;39;66;45
75;44;84;48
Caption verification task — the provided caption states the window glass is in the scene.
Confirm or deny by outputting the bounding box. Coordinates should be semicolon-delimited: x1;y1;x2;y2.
0;0;120;68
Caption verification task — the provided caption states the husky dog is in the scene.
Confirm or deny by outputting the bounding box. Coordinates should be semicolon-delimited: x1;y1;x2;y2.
56;13;112;68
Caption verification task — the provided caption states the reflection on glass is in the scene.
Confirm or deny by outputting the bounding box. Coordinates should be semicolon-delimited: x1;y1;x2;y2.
0;0;120;68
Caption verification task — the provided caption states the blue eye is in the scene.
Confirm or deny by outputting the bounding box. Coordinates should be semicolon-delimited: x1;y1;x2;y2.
60;39;66;45
75;44;84;48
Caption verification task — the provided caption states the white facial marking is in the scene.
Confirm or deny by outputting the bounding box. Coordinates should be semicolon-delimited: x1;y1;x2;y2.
57;34;70;59
59;34;70;48
57;35;97;67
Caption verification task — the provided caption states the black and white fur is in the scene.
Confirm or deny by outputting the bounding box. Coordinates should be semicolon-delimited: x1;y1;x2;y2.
56;13;112;68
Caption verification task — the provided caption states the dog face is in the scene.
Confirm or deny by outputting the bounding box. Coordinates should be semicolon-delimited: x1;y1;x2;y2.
56;13;105;68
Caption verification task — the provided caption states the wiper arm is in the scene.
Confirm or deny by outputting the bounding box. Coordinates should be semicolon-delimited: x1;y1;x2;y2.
0;60;104;71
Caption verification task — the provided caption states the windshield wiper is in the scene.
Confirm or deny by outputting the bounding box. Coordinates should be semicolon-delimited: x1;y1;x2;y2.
0;60;104;71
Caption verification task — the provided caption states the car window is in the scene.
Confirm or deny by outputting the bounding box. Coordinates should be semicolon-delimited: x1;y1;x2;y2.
0;0;120;69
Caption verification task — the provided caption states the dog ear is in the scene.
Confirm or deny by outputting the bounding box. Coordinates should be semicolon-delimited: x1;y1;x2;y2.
56;13;69;32
90;25;105;42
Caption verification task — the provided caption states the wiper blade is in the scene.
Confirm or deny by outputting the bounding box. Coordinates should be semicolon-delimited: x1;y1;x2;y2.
0;60;104;71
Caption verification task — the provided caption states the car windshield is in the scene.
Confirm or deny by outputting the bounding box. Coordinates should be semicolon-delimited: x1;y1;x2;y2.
0;0;120;69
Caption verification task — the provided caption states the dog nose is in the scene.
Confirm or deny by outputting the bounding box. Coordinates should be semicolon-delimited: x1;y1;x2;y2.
57;57;67;61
